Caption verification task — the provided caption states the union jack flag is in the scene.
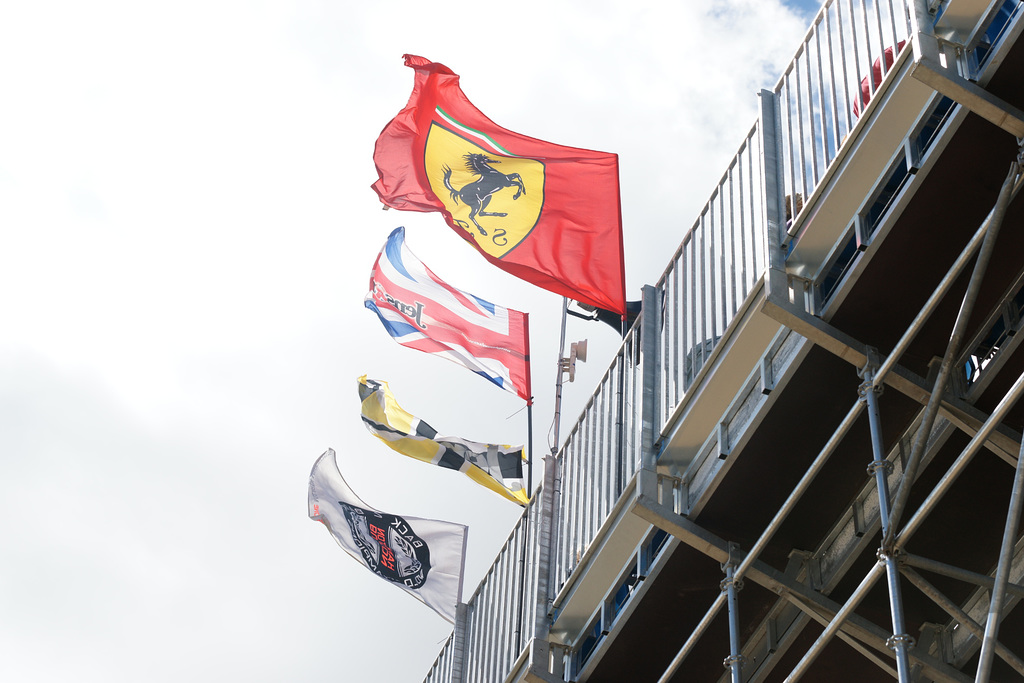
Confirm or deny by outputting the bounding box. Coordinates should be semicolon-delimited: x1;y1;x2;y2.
365;227;531;401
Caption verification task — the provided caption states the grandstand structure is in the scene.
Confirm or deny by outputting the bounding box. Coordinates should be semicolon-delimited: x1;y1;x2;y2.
425;0;1024;681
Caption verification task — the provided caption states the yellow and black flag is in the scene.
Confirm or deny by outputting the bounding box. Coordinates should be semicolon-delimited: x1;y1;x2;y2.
358;375;529;506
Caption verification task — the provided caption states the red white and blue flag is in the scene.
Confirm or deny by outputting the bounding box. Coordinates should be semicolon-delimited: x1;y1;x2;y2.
365;227;532;402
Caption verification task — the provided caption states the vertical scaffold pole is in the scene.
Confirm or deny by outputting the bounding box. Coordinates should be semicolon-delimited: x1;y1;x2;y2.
860;360;913;682
722;543;745;683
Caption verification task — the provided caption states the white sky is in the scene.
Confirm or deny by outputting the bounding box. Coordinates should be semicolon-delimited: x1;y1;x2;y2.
0;1;819;681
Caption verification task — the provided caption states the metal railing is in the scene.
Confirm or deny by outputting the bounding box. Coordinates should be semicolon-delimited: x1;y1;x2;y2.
775;0;913;232
656;124;768;425
552;323;645;593
423;633;457;683
424;493;544;683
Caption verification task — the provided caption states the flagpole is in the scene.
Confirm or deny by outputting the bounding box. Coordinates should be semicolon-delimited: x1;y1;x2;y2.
533;296;570;646
527;403;535;495
456;524;468;606
551;298;569;457
525;313;535;496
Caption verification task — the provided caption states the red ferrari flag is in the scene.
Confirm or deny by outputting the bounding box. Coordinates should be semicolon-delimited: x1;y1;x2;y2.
371;54;626;315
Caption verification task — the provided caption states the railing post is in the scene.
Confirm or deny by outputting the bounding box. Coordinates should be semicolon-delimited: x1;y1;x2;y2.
641;283;662;472
537;455;557;640
519;455;562;683
907;0;1024;137
758;89;789;306
908;0;941;65
451;602;469;683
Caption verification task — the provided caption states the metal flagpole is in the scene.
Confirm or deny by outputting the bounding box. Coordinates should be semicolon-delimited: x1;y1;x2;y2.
532;297;570;654
515;316;535;663
551;298;570;456
527;403;534;495
525;312;535;495
546;297;570;623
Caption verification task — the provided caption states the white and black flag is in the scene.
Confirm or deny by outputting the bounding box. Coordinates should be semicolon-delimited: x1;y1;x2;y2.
307;448;467;623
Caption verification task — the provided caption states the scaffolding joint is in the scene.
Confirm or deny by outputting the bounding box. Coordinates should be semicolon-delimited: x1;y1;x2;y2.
877;545;907;565
720;575;745;593
722;654;747;670
721;544;745;592
866;459;895;478
885;633;916;651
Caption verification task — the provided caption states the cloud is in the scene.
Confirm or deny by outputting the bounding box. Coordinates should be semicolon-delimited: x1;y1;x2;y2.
0;1;812;680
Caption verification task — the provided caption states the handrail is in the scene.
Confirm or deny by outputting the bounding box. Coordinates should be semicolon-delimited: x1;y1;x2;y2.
654;123;768;425
773;0;913;234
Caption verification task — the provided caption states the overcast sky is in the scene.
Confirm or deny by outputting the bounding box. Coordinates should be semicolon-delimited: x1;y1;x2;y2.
1;1;820;681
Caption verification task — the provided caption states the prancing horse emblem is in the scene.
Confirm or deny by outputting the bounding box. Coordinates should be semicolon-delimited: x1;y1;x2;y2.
442;153;526;236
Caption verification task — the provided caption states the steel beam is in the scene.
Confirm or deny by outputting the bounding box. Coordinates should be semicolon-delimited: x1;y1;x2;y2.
904;553;1024;600
631;492;971;683
910;59;1024;138
899;567;1024;678
907;0;1024;138
760;295;1023;462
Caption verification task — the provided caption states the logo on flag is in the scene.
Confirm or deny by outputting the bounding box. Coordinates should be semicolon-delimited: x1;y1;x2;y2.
340;503;431;589
365;226;531;402
308;448;467;623
372;54;626;315
427;128;545;258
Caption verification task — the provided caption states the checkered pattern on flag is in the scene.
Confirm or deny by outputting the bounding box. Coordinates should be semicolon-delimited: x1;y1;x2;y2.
359;376;530;506
308;448;467;623
365;226;531;402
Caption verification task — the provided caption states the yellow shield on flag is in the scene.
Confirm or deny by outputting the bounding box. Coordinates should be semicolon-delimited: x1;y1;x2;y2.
425;122;544;259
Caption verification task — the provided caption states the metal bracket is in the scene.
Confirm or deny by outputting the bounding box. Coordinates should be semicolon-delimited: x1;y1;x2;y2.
523;639;565;683
722;653;747;670
908;35;1024;138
